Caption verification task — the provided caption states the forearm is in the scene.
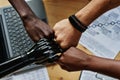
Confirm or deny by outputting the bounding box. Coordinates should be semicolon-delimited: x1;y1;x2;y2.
8;0;36;21
86;55;120;78
75;0;120;26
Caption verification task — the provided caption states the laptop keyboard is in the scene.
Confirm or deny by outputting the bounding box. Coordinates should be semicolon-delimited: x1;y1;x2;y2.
3;7;34;58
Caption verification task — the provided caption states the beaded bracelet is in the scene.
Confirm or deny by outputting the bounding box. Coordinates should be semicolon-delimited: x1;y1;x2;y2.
68;15;87;32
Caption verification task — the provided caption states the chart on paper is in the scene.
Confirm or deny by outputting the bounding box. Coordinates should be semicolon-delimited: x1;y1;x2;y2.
80;6;120;59
79;6;120;80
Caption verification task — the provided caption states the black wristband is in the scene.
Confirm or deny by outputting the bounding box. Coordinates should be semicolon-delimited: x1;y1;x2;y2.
68;15;87;32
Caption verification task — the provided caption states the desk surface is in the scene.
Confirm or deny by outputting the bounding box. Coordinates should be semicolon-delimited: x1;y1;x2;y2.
1;0;120;80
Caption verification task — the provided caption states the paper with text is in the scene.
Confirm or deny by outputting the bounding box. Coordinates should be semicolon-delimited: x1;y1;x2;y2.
0;67;49;80
79;6;120;80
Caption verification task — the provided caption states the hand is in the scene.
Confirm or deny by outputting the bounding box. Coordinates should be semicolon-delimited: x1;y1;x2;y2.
23;17;54;42
53;19;82;49
57;47;91;71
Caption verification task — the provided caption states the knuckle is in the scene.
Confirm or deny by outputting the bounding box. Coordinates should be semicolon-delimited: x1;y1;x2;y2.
61;43;69;49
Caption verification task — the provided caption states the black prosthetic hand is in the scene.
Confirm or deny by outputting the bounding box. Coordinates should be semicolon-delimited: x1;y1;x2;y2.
0;38;63;78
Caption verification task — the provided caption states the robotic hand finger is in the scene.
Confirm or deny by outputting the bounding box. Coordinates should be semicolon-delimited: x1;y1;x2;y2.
0;38;63;78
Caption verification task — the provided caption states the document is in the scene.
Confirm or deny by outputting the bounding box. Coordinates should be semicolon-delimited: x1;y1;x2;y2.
80;71;118;80
0;66;49;80
80;6;120;59
79;6;120;80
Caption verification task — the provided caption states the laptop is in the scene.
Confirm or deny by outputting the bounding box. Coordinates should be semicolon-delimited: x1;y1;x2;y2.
0;0;47;64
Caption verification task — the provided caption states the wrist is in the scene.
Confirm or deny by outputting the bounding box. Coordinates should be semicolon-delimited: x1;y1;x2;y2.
68;15;88;33
22;15;39;25
75;12;89;26
80;55;94;70
21;11;36;22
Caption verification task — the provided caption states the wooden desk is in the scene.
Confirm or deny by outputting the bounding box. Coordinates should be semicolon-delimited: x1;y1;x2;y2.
1;0;120;80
